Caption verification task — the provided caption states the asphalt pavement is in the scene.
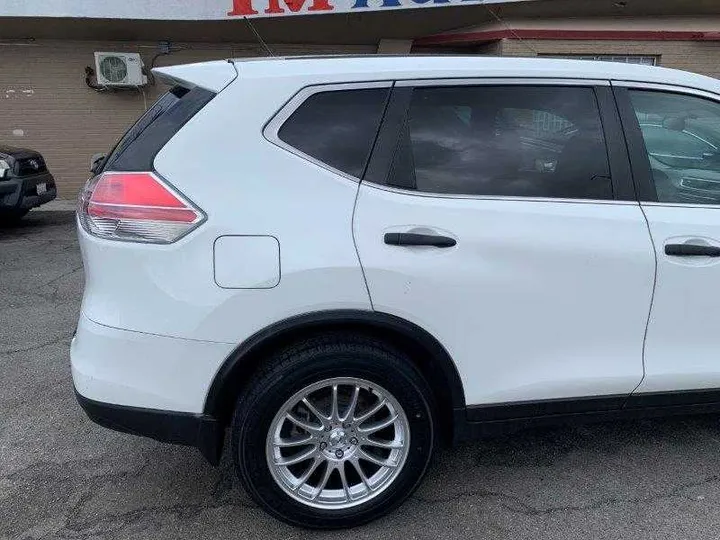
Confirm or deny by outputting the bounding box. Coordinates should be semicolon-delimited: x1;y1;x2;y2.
2;210;720;539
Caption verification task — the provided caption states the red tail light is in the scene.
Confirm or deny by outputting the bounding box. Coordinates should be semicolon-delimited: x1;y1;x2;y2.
78;172;205;243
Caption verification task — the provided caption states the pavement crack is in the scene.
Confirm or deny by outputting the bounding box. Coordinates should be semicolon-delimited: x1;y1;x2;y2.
0;332;73;355
40;265;83;289
412;474;720;516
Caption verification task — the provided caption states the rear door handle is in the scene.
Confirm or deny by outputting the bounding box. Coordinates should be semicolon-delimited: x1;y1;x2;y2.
665;243;720;257
384;233;457;248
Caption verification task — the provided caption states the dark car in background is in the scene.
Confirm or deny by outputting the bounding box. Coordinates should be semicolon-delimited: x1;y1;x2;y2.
0;145;57;222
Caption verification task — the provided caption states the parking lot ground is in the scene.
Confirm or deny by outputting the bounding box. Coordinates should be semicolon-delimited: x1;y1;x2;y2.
3;211;720;539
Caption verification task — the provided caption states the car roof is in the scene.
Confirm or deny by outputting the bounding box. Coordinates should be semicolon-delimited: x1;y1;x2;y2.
230;55;720;94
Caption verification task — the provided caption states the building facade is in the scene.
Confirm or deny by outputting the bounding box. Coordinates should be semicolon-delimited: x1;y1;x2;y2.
2;0;720;198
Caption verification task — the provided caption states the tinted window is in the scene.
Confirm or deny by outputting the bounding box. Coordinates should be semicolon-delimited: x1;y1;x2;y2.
103;86;215;172
630;90;720;204
278;88;389;178
387;86;612;200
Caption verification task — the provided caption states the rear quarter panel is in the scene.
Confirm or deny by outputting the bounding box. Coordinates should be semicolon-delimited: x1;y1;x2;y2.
79;74;371;343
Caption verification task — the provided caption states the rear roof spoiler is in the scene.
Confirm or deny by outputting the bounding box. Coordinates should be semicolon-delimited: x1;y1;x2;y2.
152;60;238;93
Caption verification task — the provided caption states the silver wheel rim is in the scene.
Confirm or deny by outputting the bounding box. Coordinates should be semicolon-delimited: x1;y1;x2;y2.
265;377;411;510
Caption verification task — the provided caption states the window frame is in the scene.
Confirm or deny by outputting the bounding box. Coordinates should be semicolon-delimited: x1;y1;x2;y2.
363;78;635;202
263;81;393;183
613;82;720;207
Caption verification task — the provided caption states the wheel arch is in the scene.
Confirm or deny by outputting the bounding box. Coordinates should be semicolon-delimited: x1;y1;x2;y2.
204;310;466;441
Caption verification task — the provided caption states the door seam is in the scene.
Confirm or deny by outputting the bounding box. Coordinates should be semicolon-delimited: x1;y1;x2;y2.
351;183;375;311
623;202;658;407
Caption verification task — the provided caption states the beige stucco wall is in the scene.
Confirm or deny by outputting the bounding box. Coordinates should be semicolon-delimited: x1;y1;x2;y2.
500;38;720;79
0;40;374;198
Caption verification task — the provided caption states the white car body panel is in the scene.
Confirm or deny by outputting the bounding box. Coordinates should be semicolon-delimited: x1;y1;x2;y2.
72;56;720;417
153;60;238;92
354;185;655;405
80;75;372;344
636;205;720;393
71;313;235;412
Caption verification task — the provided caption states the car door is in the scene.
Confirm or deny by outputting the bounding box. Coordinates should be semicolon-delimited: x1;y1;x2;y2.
615;84;720;396
353;80;655;409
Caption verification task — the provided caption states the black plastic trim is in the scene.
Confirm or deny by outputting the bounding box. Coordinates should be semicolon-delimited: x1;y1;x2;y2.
384;232;457;247
458;389;720;441
363;86;413;187
612;85;658;202
665;243;720;257
204;309;467;416
75;390;223;465
466;394;628;422
102;86;215;173
594;86;637;201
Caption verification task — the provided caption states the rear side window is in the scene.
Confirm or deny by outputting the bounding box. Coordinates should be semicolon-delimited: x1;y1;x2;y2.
102;86;215;172
629;90;720;204
278;88;390;178
385;85;612;200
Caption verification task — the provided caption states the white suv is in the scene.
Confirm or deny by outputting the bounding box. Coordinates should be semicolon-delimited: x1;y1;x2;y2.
72;56;720;528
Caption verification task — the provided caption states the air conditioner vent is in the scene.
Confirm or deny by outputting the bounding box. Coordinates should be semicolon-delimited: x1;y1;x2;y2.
94;52;148;87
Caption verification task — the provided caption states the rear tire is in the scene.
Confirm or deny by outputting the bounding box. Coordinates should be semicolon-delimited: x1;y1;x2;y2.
231;334;436;529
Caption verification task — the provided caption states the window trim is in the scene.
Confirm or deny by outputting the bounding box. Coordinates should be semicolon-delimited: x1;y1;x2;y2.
612;82;720;207
262;81;393;183
365;79;632;203
394;77;611;88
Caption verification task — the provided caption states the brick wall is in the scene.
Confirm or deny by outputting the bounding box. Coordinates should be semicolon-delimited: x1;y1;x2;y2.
0;40;374;198
500;38;720;78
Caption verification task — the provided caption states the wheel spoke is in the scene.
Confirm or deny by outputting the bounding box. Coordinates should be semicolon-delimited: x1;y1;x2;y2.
330;384;340;422
350;458;372;493
362;437;404;449
337;463;352;502
274;434;316;447
358;448;399;469
276;447;318;467
285;412;324;433
357;413;398;434
293;456;323;491
354;397;387;425
301;398;330;426
343;385;360;422
310;462;335;501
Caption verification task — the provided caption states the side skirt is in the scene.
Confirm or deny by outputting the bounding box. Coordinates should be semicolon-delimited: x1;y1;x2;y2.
455;389;720;442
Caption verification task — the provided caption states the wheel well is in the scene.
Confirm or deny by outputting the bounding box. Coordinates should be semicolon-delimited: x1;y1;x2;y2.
205;311;465;443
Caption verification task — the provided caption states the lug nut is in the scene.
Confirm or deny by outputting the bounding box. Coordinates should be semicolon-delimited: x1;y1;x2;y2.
319;442;327;450
335;449;344;459
350;437;358;445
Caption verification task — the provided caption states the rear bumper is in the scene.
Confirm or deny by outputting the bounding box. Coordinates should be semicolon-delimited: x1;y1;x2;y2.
75;390;223;464
0;172;57;210
71;313;236;464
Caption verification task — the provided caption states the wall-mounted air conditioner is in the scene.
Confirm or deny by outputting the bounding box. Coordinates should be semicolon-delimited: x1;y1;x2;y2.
94;52;148;87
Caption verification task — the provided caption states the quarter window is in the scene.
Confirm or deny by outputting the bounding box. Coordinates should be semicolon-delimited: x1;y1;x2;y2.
278;88;389;178
629;90;720;204
386;85;613;200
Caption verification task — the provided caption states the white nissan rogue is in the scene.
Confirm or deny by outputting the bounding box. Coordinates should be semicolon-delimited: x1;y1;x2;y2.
72;56;720;528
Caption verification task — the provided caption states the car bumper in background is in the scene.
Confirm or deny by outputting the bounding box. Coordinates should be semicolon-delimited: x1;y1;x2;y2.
71;313;236;464
0;172;57;210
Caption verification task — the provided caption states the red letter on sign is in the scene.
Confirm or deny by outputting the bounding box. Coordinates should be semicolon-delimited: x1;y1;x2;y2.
265;0;334;14
228;0;259;15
